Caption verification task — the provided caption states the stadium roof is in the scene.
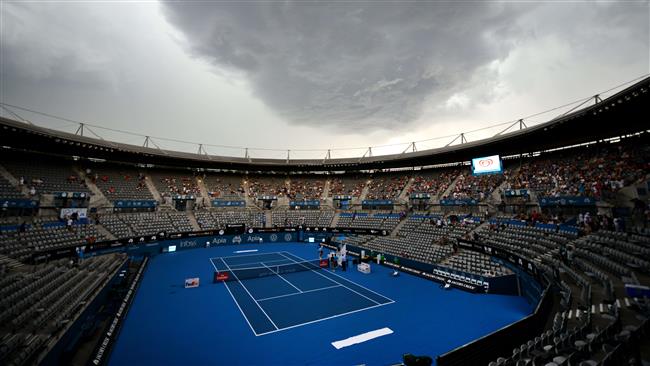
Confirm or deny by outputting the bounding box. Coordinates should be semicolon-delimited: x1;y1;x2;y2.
1;76;648;172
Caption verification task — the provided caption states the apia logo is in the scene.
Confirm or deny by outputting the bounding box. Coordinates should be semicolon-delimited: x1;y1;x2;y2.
212;238;227;245
270;234;278;242
246;235;262;243
232;236;242;244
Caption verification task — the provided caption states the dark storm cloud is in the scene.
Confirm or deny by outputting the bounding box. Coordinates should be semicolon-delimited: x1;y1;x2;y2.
161;2;530;129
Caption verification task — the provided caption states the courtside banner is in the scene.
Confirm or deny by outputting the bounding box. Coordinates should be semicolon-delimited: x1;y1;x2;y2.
214;272;230;282
184;278;200;288
319;259;329;267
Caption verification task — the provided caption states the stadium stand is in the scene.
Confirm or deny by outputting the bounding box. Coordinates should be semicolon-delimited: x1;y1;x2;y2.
202;173;244;199
445;171;503;201
329;175;367;197
439;249;512;278
0;219;108;262
100;212;194;237
287;175;326;200
503;141;649;199
335;211;403;230
0;254;126;366
194;208;265;230
148;170;201;198
408;168;459;197
0;176;23;199
271;210;334;227
247;175;287;198
88;166;153;201
1;156;89;195
366;173;410;199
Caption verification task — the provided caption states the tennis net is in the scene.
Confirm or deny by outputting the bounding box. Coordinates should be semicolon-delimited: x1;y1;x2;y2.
214;258;329;282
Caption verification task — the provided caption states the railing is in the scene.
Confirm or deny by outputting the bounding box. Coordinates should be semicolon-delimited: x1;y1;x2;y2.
1;75;646;161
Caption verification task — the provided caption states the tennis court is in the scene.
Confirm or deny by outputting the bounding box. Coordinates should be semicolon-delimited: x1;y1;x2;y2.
210;251;395;336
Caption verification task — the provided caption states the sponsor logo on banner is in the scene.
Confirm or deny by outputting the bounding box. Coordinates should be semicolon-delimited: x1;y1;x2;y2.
179;240;198;248
215;272;229;282
219;230;225;235
246;235;262;243
184;277;200;288
233;236;242;244
211;238;227;245
284;233;292;242
319;259;329;267
270;234;278;242
60;208;88;219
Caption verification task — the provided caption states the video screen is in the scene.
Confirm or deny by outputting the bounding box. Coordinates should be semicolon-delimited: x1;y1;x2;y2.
471;155;502;175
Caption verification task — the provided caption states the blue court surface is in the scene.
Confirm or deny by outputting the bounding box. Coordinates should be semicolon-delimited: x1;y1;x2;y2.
109;243;534;366
209;251;394;336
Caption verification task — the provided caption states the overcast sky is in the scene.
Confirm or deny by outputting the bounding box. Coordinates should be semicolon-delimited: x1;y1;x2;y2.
1;1;648;159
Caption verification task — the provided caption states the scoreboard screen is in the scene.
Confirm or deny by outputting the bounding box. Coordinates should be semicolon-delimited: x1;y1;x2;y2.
471;155;502;175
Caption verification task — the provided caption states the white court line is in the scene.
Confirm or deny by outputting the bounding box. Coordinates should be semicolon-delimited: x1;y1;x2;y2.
220;257;279;330
277;252;383;306
331;327;393;349
255;302;393;337
210;252;285;260
227;258;292;269
261;262;303;293
221;258;323;271
209;258;219;271
257;285;342;302
280;252;395;304
235;249;259;254
221;275;260;336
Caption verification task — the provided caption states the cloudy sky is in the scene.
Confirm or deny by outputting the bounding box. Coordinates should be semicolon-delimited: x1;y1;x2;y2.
1;1;648;159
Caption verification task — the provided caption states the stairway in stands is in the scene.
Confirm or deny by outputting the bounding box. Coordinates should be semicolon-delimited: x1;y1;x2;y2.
0;164;29;196
94;223;117;240
389;216;409;237
264;210;273;228
358;179;372;201
242;179;257;207
186;211;201;231
330;212;341;228
322;179;331;199
397;177;414;202
76;167;112;209
143;174;163;203
439;173;462;200
196;178;210;207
